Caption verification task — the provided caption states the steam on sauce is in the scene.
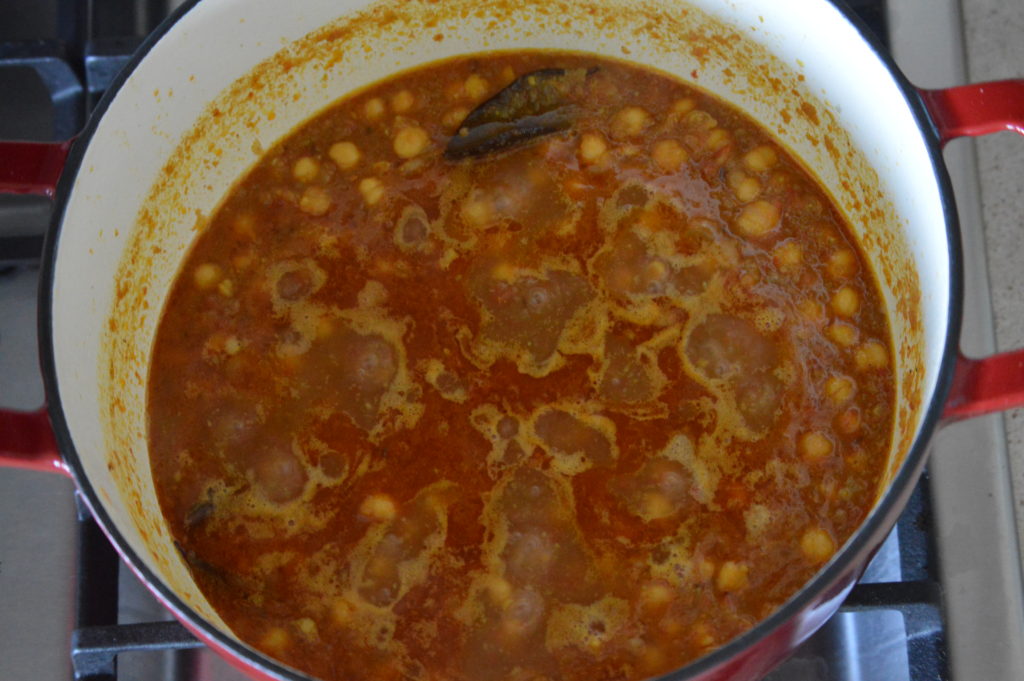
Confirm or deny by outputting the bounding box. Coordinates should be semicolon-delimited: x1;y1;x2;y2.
148;51;895;681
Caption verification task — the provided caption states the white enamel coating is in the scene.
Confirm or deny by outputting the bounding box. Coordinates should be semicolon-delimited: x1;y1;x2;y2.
47;0;951;674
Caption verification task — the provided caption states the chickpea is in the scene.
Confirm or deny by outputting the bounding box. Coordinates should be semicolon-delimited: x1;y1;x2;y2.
827;321;859;347
464;74;489;101
743;144;778;172
359;493;397;521
393;125;430;159
740;270;760;289
358;177;385;206
390;89;415;113
612;106;652;138
461;197;494;227
773;240;803;270
768;169;793;192
442;106;469;130
642;491;675;520
727;169;761;202
825;375;855;404
363;97;386;120
217;279;234;297
329;141;361;170
831;286;860;317
706;128;731;151
716;561;749;592
292;156;320;183
652;139;688;172
671;97;696;116
735;200;780;237
193;262;223;290
224;336;242;355
232;213;255;238
641;582;675;608
261;627;290;652
578;133;608;163
644;260;669;283
800;527;836;564
297;618;318;638
799;299;825;323
693;624;715;648
800;431;834;463
855;340;889;370
490;261;519;282
828;248;858;278
299;186;331;216
332;598;355;624
683;109;717;131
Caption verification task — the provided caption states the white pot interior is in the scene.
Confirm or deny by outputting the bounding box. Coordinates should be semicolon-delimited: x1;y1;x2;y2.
50;0;948;655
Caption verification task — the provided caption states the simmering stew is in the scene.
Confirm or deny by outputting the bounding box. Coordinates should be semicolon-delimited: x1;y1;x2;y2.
148;52;895;681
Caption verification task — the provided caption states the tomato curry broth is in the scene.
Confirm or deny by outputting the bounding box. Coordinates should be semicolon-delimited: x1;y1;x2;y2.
147;52;895;681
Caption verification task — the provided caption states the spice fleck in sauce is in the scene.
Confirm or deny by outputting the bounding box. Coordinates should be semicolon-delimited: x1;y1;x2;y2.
148;52;894;681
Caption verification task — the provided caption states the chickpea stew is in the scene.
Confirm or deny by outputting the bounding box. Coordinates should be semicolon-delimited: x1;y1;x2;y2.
148;51;895;681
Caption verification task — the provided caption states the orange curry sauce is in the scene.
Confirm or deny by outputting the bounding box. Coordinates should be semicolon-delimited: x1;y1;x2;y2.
148;52;894;681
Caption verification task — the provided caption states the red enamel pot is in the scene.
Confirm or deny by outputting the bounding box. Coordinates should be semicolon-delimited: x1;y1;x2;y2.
1;0;1023;679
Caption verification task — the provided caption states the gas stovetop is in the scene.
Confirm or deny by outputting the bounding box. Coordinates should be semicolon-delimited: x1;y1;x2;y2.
1;1;1022;680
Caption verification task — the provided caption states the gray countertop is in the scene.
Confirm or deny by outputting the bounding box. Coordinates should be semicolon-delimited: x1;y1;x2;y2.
963;0;1024;565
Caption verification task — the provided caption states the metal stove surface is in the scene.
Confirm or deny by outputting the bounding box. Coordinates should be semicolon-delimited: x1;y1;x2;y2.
1;1;1022;680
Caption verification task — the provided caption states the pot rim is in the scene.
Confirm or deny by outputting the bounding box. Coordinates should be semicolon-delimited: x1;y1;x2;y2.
36;0;965;679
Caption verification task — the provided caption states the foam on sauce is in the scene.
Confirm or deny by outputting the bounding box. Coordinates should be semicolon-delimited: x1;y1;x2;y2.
147;52;895;681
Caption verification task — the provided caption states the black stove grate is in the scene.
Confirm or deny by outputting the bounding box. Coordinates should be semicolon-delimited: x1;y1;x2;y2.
0;0;151;268
72;495;205;681
837;479;948;681
0;2;949;680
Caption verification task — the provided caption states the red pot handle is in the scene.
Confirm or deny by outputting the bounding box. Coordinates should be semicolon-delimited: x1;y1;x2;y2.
0;139;73;197
1;139;72;475
920;80;1024;146
0;408;68;476
919;81;1024;421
